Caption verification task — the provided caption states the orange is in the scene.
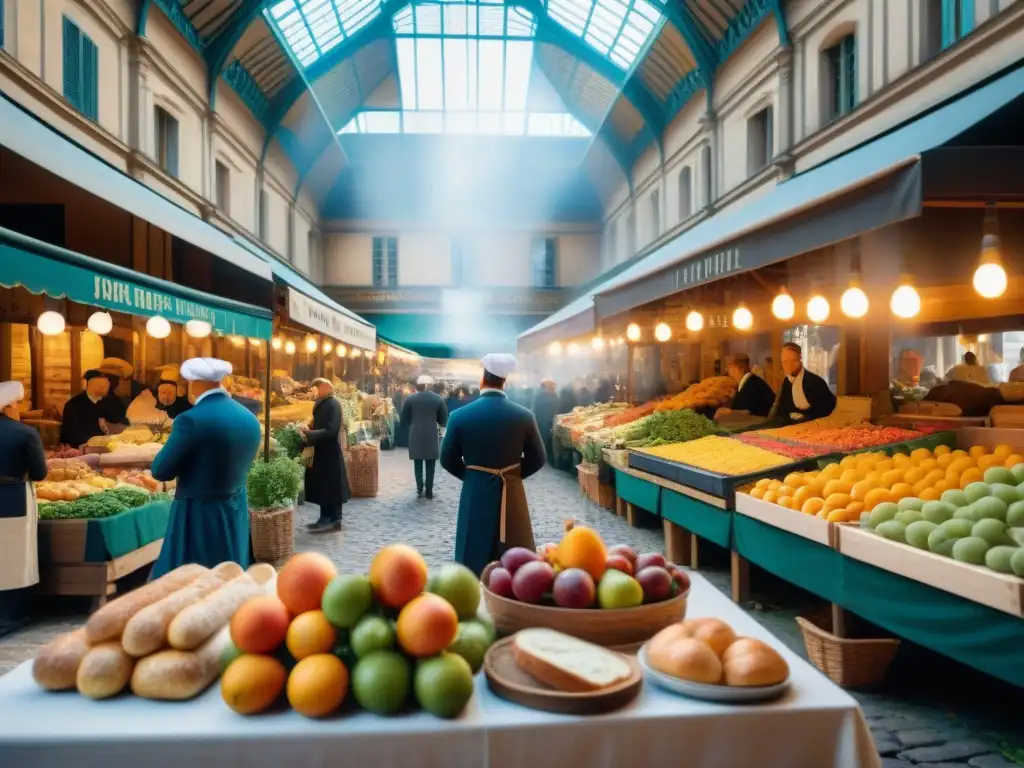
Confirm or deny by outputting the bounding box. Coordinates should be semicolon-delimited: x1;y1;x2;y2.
825;493;852;510
993;443;1014;460
557;526;608;580
864;471;884;486
278;552;338;615
935;454;954;469
793;485;817;507
221;654;287;715
950;449;968;459
784;473;807;488
396;593;459;658
910;448;932;463
968;445;987;459
847;501;865;518
892;453;912;469
977;454;1001;471
750;487;766;499
823;480;852;497
850;480;873;501
890;482;914;500
1004;454;1024;469
768;479;783;491
369;543;429;608
838;456;857;470
933;444;951;455
762;490;779;504
912;479;930;496
755;478;772;489
945;467;963;485
826;509;848;522
923;469;946;487
932;479;952;494
960;467;984;489
231;595;291;655
875;459;895;473
286;610;338;661
801;498;825;516
903;467;926;485
919;487;940;501
864;488;894;511
880;469;904;488
777;495;794;510
804;482;826;499
287;654;349;718
918;458;938;472
816;509;829;519
776;485;795;498
839;470;858;486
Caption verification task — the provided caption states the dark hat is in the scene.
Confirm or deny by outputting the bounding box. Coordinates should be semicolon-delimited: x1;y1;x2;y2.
83;369;105;381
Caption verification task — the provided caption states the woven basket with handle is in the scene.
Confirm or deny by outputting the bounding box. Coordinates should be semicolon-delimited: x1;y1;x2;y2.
796;616;899;689
577;462;615;510
250;506;294;566
345;446;380;498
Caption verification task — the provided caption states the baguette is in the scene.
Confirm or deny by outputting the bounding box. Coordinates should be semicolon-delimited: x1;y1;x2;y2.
167;572;263;650
512;628;633;693
76;641;135;699
32;628;90;691
130;626;231;700
85;564;208;644
121;563;243;657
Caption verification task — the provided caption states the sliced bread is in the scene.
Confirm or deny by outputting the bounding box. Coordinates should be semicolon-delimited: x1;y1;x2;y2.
511;628;633;693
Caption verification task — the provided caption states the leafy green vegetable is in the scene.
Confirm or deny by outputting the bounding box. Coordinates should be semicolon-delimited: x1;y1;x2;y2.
580;439;603;464
247;457;303;509
273;425;305;460
629;409;720;447
109;487;151;509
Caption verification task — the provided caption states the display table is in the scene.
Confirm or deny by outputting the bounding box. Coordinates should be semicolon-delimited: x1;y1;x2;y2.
0;575;879;768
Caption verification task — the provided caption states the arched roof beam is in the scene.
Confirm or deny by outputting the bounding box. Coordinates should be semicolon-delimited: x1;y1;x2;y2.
136;0;154;37
770;0;791;48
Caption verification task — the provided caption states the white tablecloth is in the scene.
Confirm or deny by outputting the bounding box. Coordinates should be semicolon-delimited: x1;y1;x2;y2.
0;574;879;768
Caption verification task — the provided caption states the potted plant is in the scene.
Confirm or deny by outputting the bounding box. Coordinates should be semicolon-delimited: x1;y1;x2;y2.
247;457;304;564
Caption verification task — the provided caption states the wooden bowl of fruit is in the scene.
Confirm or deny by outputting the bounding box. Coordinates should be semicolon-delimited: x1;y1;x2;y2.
480;527;690;649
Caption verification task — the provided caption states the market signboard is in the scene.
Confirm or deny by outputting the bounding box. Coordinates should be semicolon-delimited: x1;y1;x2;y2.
287;287;377;350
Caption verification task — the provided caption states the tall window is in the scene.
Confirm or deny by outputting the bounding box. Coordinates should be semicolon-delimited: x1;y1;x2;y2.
824;34;857;121
373;236;398;287
155;107;179;178
678;167;692;221
942;0;973;48
215;161;231;214
747;107;773;174
626;210;636;255
922;0;944;61
700;145;712;208
531;237;557;288
258;189;268;240
650;189;660;240
62;17;98;121
451;238;465;286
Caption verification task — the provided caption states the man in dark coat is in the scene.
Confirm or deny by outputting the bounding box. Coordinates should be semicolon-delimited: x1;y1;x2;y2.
718;353;776;418
401;375;448;499
59;370;112;448
531;378;560;467
441;354;546;576
301;378;350;534
772;343;837;424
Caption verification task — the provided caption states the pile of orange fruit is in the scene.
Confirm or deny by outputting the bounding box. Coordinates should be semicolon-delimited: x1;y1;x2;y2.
747;443;1024;523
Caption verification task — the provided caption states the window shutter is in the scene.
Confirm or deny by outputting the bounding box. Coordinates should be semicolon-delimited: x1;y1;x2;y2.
387;237;398;285
959;0;975;37
845;36;857;110
166;116;179;178
63;18;81;110
81;34;98;121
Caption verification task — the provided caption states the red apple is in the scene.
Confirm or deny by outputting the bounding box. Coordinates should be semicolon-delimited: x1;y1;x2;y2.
605;554;634;576
636;552;667;572
501;547;541;575
669;567;691;594
552;568;596;609
487;567;514;598
512;561;555;603
636;566;673;603
608;544;637;565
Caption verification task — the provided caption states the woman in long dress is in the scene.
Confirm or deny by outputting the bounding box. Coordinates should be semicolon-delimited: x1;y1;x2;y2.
0;382;48;637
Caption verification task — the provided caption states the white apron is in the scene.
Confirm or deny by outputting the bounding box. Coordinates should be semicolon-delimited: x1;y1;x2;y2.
0;479;39;591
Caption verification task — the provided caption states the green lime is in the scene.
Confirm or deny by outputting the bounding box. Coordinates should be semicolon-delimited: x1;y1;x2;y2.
427;563;482;620
352;651;411;715
414;652;475;718
321;574;373;629
351;616;396;658
446;621;492;673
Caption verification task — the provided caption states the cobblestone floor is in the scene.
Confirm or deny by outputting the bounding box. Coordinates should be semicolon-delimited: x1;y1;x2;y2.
1;449;1021;766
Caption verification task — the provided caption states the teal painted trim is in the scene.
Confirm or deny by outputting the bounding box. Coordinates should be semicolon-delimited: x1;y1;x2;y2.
223;60;271;125
770;0;790;47
653;0;716;76
150;0;203;53
661;489;730;548
614;470;660;514
716;0;774;62
664;69;703;122
136;0;152;37
961;0;975;36
205;0;267;103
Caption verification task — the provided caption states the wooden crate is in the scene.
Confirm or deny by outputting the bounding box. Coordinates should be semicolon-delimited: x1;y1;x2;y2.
955;426;1024;451
835;525;1024;618
988;406;1024;429
734;492;836;547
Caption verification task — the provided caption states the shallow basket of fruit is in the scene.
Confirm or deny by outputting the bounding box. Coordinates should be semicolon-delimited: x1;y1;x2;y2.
479;526;690;649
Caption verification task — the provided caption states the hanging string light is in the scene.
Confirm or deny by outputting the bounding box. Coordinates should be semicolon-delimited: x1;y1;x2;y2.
284;340;296;355
974;204;1008;299
548;341;563;356
626;323;641;342
890;283;922;319
271;336;283;350
732;304;753;331
337;344;347;357
146;316;171;339
771;288;795;321
229;335;245;347
567;342;580;356
591;336;605;351
37;311;66;336
186;319;212;338
323;340;333;355
807;295;830;324
87;312;113;335
840;286;869;319
685;311;703;333
655;322;673;342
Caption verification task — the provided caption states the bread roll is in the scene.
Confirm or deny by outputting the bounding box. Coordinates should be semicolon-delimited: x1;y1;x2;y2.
76;642;135;699
722;638;789;687
677;618;737;657
131;626;231;700
32;629;90;691
167;573;263;650
121;563;241;657
647;636;722;684
512;629;633;693
85;564;208;644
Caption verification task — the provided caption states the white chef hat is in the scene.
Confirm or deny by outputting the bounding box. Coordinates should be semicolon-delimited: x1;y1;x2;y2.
0;381;25;409
180;358;233;383
417;375;434;385
481;353;517;379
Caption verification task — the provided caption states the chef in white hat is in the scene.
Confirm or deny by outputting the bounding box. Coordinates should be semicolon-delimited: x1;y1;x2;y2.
0;381;47;624
440;354;546;574
149;358;262;578
401;374;448;499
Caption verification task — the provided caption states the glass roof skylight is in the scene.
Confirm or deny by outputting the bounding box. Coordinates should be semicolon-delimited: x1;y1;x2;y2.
268;0;383;66
545;0;661;69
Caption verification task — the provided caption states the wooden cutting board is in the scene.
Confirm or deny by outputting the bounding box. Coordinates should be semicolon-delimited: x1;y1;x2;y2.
483;636;643;715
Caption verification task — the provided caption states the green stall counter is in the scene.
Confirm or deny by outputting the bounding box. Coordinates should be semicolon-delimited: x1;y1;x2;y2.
661;489;731;549
613;469;660;514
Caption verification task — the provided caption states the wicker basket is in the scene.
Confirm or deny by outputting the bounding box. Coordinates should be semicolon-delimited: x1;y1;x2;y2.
796;616;899;689
346;446;380;498
250;506;294;565
577;462;615;510
480;561;687;648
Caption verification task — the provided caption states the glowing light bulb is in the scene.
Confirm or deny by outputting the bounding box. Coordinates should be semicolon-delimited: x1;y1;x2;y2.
337;344;347;357
146;316;171;339
37;311;66;336
807;295;830;324
685;311;703;333
304;337;318;354
230;335;244;347
567;343;580;356
840;286;869;319
973;262;1007;299
249;338;261;346
655;322;673;342
271;336;283;350
732;305;753;331
323;341;333;355
284;340;296;355
591;336;605;351
351;348;363;358
626;323;641;342
548;341;563;356
771;290;795;321
890;284;921;319
87;312;112;335
185;319;211;338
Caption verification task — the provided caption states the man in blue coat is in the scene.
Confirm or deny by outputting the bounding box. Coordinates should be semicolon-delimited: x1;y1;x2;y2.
440;354;546;575
150;358;262;578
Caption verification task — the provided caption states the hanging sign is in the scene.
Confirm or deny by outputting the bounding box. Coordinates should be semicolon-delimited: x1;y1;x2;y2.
287;288;376;350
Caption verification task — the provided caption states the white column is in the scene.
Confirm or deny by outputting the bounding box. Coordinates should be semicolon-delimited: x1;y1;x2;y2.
698;110;717;211
774;47;795;180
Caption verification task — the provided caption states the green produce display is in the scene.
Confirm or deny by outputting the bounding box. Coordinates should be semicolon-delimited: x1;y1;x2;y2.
272;424;305;460
623;409;719;448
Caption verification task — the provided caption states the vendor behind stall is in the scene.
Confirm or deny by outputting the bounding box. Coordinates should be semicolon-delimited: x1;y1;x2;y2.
59;370;112;447
717;353;776;419
155;379;192;419
772;343;837;424
98;358;139;427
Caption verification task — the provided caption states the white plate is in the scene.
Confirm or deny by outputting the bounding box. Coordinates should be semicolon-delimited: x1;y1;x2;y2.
638;644;790;703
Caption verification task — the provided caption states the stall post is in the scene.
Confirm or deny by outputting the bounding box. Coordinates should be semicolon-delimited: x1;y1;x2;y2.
626;344;635;403
262;352;272;463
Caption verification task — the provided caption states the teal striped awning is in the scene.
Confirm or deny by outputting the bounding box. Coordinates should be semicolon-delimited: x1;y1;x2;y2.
365;313;540;359
0;227;273;338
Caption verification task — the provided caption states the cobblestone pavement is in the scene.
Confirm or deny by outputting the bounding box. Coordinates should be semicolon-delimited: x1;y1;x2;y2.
1;449;1021;766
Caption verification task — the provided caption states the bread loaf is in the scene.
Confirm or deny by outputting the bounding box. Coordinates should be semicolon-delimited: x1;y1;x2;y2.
646;635;722;684
32;629;90;691
130;626;231;700
512;628;633;693
167;572;263;650
721;638;789;687
121;563;242;657
76;642;135;699
85;564;208;644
